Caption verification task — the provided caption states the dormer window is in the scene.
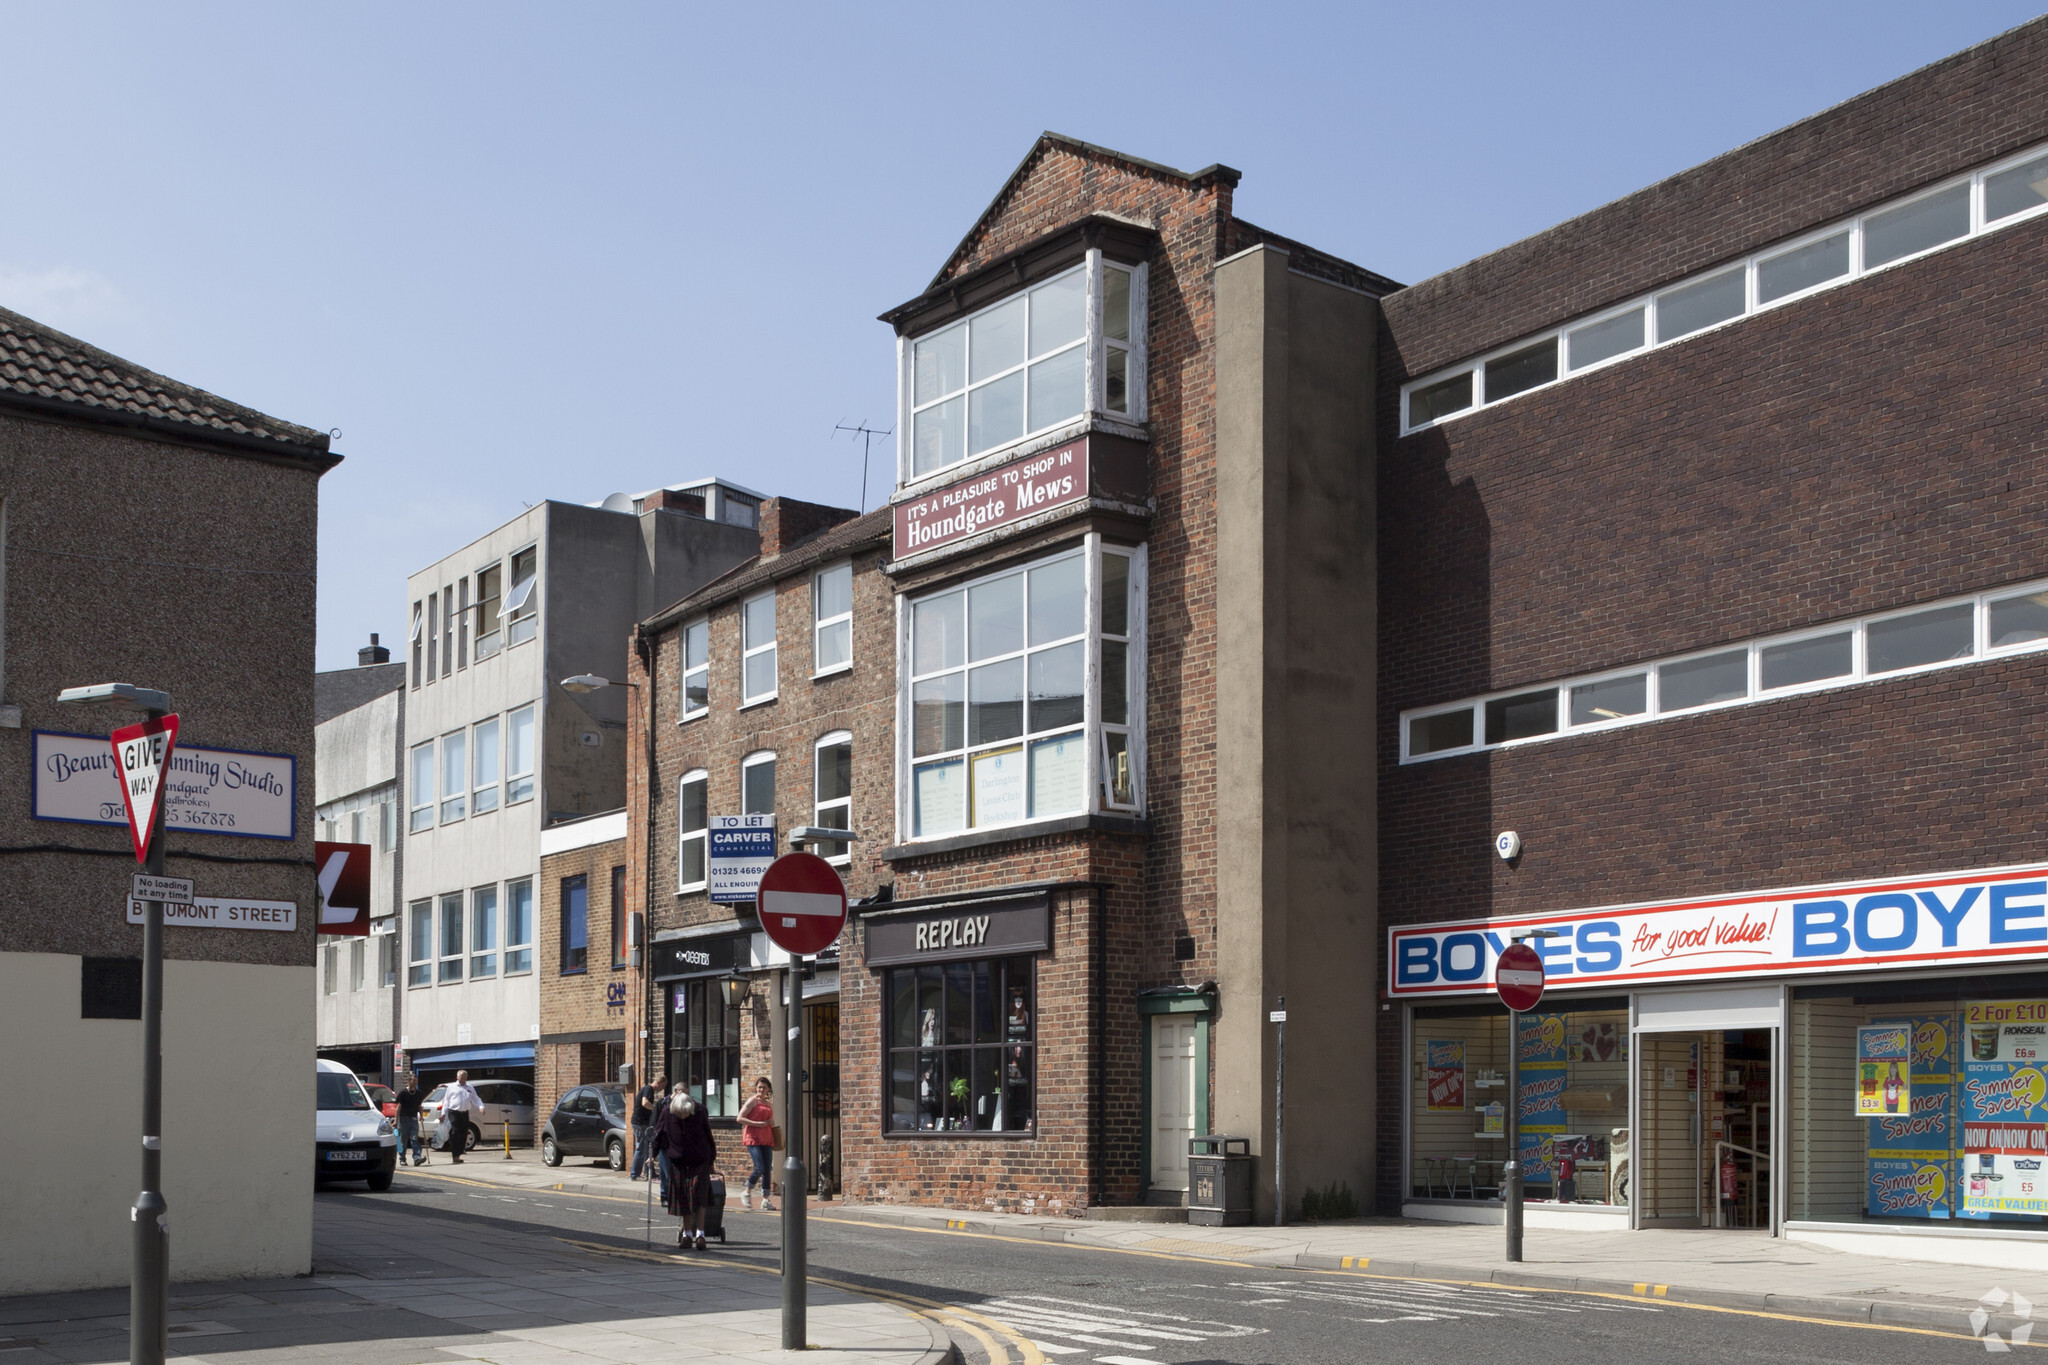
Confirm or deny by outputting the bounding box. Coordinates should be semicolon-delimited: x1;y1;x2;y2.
902;252;1145;483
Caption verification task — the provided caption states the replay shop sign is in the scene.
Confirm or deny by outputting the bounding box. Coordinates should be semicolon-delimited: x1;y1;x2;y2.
33;730;296;840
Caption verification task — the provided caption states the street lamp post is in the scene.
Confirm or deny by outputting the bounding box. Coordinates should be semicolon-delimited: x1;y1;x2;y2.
57;683;172;1365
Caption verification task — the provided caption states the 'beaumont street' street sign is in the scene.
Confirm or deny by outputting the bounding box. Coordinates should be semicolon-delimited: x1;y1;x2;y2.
33;730;296;840
126;897;298;931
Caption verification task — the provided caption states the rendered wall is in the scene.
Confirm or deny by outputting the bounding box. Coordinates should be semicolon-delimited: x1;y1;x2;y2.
0;954;314;1293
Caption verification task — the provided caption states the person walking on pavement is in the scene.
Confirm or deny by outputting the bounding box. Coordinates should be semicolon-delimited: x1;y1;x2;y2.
651;1083;716;1249
443;1071;484;1164
630;1072;667;1182
394;1074;426;1166
739;1076;776;1211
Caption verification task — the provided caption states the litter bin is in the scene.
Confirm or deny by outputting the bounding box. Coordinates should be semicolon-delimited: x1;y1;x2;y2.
1187;1135;1254;1226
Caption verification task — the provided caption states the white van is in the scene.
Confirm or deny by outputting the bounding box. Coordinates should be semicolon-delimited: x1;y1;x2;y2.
315;1058;397;1189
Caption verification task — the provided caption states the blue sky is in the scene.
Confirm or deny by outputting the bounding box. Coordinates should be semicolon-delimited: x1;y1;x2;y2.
0;3;2039;670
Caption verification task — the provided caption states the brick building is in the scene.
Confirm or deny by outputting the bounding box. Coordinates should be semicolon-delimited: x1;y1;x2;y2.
631;500;892;1192
536;809;630;1134
1378;19;2048;1263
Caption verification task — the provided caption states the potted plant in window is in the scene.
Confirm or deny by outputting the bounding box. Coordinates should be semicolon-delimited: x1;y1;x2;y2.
949;1075;969;1127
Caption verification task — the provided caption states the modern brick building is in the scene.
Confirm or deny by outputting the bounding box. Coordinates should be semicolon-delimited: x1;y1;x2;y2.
536;809;631;1132
1379;18;2048;1264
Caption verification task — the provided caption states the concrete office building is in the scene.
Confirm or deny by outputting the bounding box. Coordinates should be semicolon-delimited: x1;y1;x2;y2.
0;305;335;1290
398;480;760;1094
313;636;406;1085
1379;19;2048;1267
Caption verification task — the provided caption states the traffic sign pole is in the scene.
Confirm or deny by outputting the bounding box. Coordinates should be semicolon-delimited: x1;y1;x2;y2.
127;714;176;1365
1494;938;1548;1266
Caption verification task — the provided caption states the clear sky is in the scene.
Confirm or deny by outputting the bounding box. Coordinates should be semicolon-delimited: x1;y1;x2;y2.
1;3;2039;670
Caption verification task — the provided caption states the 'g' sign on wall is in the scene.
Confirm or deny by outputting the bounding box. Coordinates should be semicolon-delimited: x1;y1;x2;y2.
1388;862;2048;998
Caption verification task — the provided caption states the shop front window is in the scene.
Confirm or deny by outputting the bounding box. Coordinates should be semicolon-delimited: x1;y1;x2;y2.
1792;974;2048;1227
885;956;1035;1134
669;978;741;1117
1409;1000;1629;1205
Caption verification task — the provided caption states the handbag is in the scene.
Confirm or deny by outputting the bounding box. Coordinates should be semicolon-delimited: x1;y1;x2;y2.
771;1124;785;1151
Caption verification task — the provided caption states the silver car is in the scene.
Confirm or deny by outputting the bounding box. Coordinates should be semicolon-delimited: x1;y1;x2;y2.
431;1079;536;1151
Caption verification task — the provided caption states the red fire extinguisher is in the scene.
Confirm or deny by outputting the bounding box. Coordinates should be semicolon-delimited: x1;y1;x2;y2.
1721;1153;1739;1202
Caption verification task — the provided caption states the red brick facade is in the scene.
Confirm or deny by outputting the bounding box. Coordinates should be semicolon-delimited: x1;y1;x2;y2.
536;828;630;1130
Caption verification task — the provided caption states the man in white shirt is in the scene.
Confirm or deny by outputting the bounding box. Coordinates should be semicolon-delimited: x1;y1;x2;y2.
443;1071;484;1164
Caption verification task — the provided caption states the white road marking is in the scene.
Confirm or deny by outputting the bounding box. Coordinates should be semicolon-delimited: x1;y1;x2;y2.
1028;1344;1086;1357
972;1293;1262;1352
1095;1357;1159;1365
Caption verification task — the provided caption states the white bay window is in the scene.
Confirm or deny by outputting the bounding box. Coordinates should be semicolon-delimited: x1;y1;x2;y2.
902;252;1145;483
901;536;1144;839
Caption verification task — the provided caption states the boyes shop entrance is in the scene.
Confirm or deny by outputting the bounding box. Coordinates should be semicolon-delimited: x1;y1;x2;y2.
1391;862;2048;1263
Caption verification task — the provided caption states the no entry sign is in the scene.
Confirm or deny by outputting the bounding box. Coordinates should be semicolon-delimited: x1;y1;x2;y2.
756;852;848;957
109;714;179;864
1496;941;1546;1011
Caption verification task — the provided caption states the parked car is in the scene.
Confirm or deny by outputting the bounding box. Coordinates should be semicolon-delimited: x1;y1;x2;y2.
315;1059;396;1190
432;1079;537;1151
539;1085;631;1169
363;1080;398;1119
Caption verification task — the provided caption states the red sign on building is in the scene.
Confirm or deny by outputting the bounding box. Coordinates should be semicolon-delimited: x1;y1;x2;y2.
895;437;1090;558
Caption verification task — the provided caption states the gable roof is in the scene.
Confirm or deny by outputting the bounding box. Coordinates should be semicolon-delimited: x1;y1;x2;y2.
644;506;893;634
929;133;1241;290
0;304;336;468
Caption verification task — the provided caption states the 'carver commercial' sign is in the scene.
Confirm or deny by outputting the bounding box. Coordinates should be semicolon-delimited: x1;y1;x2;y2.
895;437;1089;557
1389;861;2048;997
35;731;296;840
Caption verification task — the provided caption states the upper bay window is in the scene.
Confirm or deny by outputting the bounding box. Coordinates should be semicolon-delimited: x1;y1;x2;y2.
505;546;539;646
904;253;1146;483
904;538;1144;840
743;592;778;705
680;620;709;720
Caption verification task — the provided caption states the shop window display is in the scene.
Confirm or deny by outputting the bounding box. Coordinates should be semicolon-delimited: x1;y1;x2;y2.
1409;1000;1629;1203
885;956;1034;1134
1792;974;2048;1226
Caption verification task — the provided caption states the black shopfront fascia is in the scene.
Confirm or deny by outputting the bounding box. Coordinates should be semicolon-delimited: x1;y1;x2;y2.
651;930;748;983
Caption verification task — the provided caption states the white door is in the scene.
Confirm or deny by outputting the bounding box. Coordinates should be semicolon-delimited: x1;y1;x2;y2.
1151;1018;1198;1191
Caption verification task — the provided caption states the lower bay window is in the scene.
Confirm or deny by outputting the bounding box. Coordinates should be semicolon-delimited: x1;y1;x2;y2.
678;770;708;891
814;733;852;861
903;536;1143;839
669;979;740;1116
408;900;432;986
562;873;588;973
470;885;497;978
506;878;534;974
886;956;1035;1134
438;892;464;983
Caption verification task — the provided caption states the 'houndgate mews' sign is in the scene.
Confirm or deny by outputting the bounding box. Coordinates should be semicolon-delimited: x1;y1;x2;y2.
34;730;295;840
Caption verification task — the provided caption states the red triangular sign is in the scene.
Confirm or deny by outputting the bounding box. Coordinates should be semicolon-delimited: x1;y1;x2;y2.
109;714;179;864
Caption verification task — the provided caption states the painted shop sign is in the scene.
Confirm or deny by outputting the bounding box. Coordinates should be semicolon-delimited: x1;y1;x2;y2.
895;438;1089;557
34;730;296;840
864;895;1051;967
651;931;746;982
1389;861;2048;998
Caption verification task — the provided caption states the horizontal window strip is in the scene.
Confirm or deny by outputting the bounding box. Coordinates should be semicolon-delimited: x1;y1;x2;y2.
1399;578;2048;764
1399;142;2048;436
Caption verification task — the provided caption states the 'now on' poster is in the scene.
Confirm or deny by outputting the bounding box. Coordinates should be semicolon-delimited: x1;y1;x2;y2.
1961;1001;2048;1219
1425;1040;1464;1111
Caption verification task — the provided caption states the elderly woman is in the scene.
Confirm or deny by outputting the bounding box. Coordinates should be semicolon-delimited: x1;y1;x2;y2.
650;1084;717;1249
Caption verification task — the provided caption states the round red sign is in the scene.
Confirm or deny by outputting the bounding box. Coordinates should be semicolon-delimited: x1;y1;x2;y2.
756;852;849;957
1496;941;1546;1012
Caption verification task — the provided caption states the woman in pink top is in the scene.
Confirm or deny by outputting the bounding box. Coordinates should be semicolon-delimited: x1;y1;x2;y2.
739;1077;775;1210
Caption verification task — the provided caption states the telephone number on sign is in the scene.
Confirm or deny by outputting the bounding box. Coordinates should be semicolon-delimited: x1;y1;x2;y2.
177;811;238;829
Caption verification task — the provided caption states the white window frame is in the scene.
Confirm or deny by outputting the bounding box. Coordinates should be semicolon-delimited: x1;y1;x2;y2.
409;600;424;688
680;619;710;721
474;561;503;661
323;943;338;995
439;728;467;823
409;741;435;833
505;878;534;975
504;544;539;646
677;769;709;893
438;891;464;984
506;704;536;804
896;251;1149;489
1398;575;2048;764
894;534;1146;843
742;591;778;707
813;731;853;866
813;562;853;678
472;715;500;814
349;937;365;992
470;884;498;979
742;749;777;818
407;899;432;987
1398;138;2048;437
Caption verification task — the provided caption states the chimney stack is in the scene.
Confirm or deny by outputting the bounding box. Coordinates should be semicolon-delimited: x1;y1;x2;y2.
358;633;391;666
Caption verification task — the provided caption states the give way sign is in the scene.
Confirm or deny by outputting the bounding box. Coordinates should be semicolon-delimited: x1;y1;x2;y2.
756;852;847;956
109;714;179;864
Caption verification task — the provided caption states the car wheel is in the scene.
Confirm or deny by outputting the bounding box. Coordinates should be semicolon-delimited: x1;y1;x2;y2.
542;1135;562;1167
606;1137;625;1171
366;1169;394;1192
464;1125;481;1153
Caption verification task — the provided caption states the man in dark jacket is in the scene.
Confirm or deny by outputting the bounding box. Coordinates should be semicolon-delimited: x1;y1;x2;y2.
651;1088;716;1249
394;1076;425;1165
630;1072;667;1181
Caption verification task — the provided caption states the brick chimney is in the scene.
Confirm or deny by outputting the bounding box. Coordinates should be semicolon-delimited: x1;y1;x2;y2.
358;633;391;666
757;497;858;559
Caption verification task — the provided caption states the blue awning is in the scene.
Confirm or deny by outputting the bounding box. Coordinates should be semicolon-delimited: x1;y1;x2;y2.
407;1043;535;1067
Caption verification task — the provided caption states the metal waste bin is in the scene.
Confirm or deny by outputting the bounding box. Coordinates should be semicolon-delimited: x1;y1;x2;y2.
1187;1135;1254;1226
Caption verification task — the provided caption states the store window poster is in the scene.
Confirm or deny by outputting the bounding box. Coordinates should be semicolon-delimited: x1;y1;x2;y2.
1962;1001;2048;1219
1516;1014;1568;1187
1856;1023;1912;1118
1865;1015;1955;1219
1425;1040;1465;1111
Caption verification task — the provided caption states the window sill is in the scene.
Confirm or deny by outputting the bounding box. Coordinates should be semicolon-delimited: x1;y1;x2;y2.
677;884;707;898
881;812;1149;862
561;968;588;977
739;695;778;712
883;1129;1037;1140
678;712;707;725
812;664;852;681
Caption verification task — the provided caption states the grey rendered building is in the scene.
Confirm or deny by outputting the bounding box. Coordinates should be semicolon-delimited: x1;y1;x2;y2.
0;305;337;1291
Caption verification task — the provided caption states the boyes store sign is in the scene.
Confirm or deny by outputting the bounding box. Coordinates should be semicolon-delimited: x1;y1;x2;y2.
1390;862;2048;998
33;730;296;840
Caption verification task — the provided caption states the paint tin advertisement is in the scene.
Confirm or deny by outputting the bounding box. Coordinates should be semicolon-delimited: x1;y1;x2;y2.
1856;1023;1913;1118
1864;1015;1955;1218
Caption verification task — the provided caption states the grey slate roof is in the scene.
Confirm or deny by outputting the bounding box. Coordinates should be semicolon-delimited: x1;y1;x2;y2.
315;662;406;726
0;303;334;461
645;507;893;632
